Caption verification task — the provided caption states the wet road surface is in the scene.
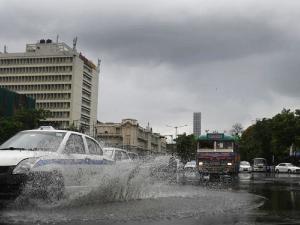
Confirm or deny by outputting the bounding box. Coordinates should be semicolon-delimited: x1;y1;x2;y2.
1;166;300;225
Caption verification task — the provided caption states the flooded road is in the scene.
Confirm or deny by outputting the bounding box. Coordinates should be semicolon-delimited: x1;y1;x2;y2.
1;162;300;225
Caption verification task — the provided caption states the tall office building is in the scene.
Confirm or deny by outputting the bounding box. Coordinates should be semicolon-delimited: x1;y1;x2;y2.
193;112;201;137
0;39;100;135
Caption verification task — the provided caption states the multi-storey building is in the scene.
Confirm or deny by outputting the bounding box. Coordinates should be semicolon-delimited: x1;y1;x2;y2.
193;112;201;137
95;119;167;155
0;39;100;134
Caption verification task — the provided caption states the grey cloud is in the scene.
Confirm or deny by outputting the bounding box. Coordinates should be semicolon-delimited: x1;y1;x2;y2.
1;0;300;133
80;15;289;67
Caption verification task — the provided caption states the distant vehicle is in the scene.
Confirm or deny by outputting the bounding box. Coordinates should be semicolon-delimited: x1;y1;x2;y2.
128;152;139;161
252;158;267;172
103;147;132;162
239;161;252;173
0;127;113;199
275;163;300;174
196;133;240;180
183;161;199;181
185;160;196;168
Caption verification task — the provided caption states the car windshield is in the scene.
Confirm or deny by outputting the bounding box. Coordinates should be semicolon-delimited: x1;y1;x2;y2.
185;161;196;167
103;150;114;158
240;161;250;165
0;131;66;152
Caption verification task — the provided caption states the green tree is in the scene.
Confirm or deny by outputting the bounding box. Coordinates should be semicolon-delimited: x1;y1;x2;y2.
174;133;197;163
0;108;50;144
239;109;300;164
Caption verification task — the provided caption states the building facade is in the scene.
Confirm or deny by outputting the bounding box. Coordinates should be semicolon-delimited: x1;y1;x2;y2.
0;39;100;134
95;119;167;155
193;112;201;137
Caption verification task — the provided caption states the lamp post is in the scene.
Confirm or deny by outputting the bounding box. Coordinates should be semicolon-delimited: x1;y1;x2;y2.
166;124;188;139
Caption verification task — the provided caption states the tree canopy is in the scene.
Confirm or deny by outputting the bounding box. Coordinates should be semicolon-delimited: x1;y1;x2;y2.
173;133;197;163
239;109;300;164
0;108;50;144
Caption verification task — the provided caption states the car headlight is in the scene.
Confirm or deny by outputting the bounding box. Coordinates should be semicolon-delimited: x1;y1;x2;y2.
199;162;203;166
13;157;39;175
227;162;232;166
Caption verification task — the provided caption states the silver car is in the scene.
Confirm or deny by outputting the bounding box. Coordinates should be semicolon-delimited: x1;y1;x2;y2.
275;163;300;174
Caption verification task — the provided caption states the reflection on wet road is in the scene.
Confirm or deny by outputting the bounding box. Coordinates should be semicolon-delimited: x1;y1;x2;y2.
1;162;300;225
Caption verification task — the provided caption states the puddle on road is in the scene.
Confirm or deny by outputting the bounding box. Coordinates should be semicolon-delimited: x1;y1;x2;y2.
0;156;264;225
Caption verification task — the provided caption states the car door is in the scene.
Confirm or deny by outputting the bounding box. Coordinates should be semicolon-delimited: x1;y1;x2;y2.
85;137;106;174
121;151;131;162
114;150;123;162
278;163;286;172
63;133;87;186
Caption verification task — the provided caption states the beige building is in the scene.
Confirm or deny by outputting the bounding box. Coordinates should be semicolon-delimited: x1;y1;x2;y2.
96;119;167;155
0;39;100;134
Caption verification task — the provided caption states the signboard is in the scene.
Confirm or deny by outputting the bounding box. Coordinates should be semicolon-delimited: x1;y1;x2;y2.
207;133;224;140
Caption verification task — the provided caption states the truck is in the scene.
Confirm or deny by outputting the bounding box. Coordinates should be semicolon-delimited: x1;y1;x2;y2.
252;158;267;172
196;133;240;180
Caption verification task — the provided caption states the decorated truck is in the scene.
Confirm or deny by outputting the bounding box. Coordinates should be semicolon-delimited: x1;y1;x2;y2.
196;133;240;179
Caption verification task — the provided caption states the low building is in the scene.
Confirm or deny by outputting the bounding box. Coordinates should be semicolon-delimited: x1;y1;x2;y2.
95;119;167;155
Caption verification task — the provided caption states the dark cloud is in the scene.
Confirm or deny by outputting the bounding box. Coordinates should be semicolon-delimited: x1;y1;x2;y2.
1;0;300;134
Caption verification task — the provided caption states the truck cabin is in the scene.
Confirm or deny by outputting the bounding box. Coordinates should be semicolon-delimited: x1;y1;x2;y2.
196;133;239;174
197;133;237;152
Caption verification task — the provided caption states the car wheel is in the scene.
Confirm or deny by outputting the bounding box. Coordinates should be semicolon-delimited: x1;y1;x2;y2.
275;169;279;173
288;169;292;174
27;171;65;201
48;171;65;200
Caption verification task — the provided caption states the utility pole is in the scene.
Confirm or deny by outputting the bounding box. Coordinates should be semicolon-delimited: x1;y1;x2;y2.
166;124;188;139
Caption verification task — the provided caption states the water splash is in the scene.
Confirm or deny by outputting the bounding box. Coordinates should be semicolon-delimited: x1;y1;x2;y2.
0;155;265;224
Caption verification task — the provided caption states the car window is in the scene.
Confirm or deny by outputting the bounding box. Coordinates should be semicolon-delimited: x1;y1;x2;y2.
104;150;114;158
121;151;130;160
86;137;103;155
64;134;85;154
0;131;65;152
115;150;122;161
129;153;138;160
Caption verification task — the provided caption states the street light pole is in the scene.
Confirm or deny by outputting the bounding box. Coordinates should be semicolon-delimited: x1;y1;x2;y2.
166;124;188;139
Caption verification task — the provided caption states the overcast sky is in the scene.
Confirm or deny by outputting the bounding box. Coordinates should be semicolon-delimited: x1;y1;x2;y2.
1;0;300;136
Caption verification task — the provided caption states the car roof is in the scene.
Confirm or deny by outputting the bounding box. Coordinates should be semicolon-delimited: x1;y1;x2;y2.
20;129;97;140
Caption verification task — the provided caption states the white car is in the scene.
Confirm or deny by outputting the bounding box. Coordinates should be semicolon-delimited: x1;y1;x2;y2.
239;161;252;173
275;163;300;174
0;127;113;199
103;147;132;162
183;161;199;180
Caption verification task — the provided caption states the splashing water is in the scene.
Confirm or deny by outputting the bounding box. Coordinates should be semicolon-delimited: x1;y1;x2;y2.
0;155;265;224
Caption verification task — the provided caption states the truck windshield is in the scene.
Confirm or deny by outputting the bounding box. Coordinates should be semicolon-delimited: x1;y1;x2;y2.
0;131;66;152
253;159;266;164
216;141;233;149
